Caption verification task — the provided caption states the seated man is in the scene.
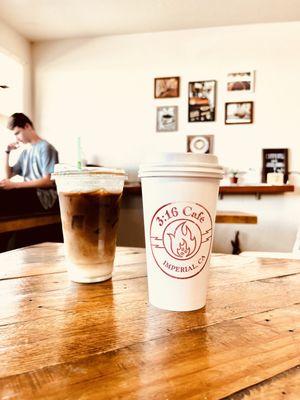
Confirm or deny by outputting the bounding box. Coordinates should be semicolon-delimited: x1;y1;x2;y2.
0;112;59;213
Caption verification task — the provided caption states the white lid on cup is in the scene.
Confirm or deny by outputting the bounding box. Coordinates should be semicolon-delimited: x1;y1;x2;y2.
52;164;126;193
139;153;224;179
52;163;125;177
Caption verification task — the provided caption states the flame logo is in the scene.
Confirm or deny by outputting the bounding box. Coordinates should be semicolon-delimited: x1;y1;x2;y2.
167;221;197;259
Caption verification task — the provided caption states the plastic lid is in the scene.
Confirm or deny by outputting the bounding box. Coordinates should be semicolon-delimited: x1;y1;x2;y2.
52;163;125;177
139;153;224;179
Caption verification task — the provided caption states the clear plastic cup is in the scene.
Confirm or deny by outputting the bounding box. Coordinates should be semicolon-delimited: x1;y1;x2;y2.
52;166;126;283
139;153;223;311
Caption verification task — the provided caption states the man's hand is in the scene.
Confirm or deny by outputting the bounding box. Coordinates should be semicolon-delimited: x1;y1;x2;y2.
6;142;20;153
0;179;16;190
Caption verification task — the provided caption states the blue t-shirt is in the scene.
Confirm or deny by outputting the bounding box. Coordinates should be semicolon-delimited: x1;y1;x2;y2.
12;140;59;209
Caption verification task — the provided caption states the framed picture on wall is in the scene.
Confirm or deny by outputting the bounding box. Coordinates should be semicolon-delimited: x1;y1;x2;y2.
154;77;180;98
187;135;214;154
225;101;253;124
227;71;255;92
156;106;178;132
188;80;216;122
262;148;289;183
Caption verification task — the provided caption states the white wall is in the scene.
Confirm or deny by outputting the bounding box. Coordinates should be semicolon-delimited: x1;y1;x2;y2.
0;17;32;115
0;17;32;178
33;22;300;252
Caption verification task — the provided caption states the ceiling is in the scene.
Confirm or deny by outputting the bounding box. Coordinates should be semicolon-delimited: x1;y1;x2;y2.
0;0;300;42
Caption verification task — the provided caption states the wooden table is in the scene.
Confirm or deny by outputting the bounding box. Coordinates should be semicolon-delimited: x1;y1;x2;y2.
1;244;299;399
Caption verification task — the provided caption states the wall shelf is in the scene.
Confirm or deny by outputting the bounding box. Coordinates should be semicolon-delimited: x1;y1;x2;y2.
219;184;295;199
124;182;295;200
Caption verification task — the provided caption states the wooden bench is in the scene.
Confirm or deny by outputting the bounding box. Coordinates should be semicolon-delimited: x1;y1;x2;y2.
0;212;61;234
0;188;61;235
215;210;257;224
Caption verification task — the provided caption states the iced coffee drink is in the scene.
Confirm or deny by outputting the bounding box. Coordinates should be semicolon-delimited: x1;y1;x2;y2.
52;167;126;283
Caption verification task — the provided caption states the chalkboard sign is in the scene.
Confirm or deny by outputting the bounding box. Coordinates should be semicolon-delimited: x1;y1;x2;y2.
262;148;289;183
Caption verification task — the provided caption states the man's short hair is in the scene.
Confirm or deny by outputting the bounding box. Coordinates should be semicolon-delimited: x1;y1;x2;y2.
7;113;34;130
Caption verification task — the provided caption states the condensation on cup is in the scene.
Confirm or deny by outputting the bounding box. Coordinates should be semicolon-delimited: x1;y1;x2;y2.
139;153;223;311
52;165;126;283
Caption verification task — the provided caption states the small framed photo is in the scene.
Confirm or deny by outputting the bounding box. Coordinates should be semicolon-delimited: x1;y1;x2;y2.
188;80;216;122
225;101;253;124
227;71;255;92
187;135;214;154
154;77;180;98
156;106;178;132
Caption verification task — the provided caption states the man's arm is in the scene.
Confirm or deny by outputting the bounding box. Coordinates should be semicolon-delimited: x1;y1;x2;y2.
0;175;54;190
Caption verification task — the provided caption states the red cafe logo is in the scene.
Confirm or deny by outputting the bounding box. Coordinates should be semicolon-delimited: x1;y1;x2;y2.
150;202;212;279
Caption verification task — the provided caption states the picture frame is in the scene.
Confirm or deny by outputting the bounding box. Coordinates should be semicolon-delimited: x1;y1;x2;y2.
154;77;180;98
186;135;214;154
156;106;178;132
188;80;216;122
225;101;253;124
227;71;255;92
262;148;289;183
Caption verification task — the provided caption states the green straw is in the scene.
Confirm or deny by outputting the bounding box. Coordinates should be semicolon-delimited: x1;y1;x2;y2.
77;136;82;170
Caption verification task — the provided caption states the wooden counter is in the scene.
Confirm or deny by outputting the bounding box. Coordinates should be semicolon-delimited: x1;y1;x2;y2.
219;184;295;199
0;244;299;399
124;182;295;200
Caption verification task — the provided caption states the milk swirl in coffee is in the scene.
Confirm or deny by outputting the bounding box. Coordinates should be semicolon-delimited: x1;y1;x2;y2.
58;189;122;280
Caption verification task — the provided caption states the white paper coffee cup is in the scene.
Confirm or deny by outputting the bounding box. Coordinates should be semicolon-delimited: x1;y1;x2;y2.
139;153;223;311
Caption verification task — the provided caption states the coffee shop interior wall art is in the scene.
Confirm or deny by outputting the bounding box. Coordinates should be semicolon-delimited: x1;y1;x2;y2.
226;71;255;92
0;0;300;255
187;135;214;154
156;105;178;132
154;76;180;98
188;80;216;122
225;101;254;124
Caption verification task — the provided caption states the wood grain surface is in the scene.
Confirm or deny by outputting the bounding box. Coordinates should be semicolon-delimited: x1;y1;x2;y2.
215;210;257;224
0;243;299;399
0;214;61;233
219;184;295;195
123;182;295;197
